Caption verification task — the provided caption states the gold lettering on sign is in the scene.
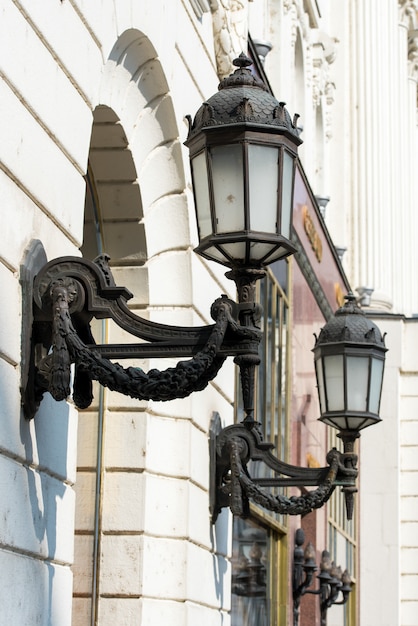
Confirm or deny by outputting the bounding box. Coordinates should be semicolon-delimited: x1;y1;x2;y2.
335;283;345;307
302;205;323;262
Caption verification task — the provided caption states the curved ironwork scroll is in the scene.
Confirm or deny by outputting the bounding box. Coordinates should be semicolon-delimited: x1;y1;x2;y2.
292;529;352;626
209;417;358;522
38;279;229;405
23;254;262;418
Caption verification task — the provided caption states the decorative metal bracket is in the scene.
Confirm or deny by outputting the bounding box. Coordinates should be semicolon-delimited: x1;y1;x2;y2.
21;252;262;419
292;528;352;626
209;414;358;523
293;528;317;626
22;248;361;527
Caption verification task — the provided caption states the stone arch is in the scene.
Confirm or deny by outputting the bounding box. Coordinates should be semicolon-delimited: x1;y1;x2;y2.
73;31;195;624
82;105;146;263
87;29;193;308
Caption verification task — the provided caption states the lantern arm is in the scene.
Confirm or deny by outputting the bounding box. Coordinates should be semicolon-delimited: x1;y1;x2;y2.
31;255;261;347
23;255;262;419
292;532;318;626
210;421;358;522
332;594;350;607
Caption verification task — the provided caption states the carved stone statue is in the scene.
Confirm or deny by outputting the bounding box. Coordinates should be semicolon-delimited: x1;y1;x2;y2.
211;0;249;79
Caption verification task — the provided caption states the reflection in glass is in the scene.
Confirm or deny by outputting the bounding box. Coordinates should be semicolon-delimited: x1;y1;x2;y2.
231;518;269;626
323;355;344;411
211;144;245;233
191;151;212;238
369;358;384;413
346;356;369;412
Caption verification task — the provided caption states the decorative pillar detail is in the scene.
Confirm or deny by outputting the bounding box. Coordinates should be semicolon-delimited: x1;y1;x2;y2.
284;1;309;49
311;33;338;139
210;0;249;79
398;1;418;87
398;0;418;28
284;0;310;50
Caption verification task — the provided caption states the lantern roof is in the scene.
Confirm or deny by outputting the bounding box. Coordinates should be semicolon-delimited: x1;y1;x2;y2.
186;54;302;144
314;293;387;350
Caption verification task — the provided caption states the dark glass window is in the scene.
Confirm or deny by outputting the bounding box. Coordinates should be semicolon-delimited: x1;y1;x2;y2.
232;263;290;626
231;518;270;626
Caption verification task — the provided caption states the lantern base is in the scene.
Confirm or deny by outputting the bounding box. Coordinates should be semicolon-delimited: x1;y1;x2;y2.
319;412;382;432
194;232;297;269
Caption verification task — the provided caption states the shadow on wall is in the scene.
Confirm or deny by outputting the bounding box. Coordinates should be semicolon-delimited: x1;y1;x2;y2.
20;393;74;625
211;508;231;617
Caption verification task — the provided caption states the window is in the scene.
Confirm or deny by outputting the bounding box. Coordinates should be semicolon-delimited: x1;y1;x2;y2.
257;260;290;461
231;518;274;626
232;260;291;626
328;429;357;626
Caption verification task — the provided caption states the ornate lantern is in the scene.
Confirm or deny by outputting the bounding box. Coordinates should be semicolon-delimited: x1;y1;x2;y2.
185;54;302;269
313;293;387;434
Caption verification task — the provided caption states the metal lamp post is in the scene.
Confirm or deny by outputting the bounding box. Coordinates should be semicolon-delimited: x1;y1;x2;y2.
293;529;318;626
185;53;302;425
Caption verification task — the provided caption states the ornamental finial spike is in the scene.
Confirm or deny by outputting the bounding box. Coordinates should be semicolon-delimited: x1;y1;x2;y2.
233;53;253;69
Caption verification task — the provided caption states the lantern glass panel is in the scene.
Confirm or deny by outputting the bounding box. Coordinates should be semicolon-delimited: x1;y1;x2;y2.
248;242;277;264
324;355;344;411
261;246;291;264
369;357;384;413
248;144;279;232
315;358;326;413
191;151;212;239
346;356;369;412
281;151;295;239
218;242;247;263
204;247;229;264
346;416;376;431
211;145;245;233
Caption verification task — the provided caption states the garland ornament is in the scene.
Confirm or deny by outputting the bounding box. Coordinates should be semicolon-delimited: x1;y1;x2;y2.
23;254;262;417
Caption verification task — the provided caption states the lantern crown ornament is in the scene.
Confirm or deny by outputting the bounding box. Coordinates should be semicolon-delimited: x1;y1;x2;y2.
185;54;302;270
314;293;386;349
187;53;302;139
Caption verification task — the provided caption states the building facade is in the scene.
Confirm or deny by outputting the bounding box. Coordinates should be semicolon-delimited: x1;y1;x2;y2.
1;1;417;625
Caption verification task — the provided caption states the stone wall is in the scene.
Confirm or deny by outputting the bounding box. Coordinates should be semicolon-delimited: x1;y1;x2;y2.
0;1;235;624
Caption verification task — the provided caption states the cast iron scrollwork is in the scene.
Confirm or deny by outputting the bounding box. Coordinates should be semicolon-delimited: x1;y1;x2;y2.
23;250;361;526
209;415;358;523
23;254;262;419
292;528;352;626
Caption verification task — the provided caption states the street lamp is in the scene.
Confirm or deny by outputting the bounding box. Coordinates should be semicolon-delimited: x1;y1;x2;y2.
292;529;352;626
293;529;317;626
210;292;386;521
185;53;301;270
185;52;301;425
21;55;386;525
313;292;387;517
313;293;386;433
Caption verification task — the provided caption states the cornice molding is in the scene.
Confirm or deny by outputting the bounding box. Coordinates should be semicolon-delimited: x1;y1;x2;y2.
189;0;212;19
